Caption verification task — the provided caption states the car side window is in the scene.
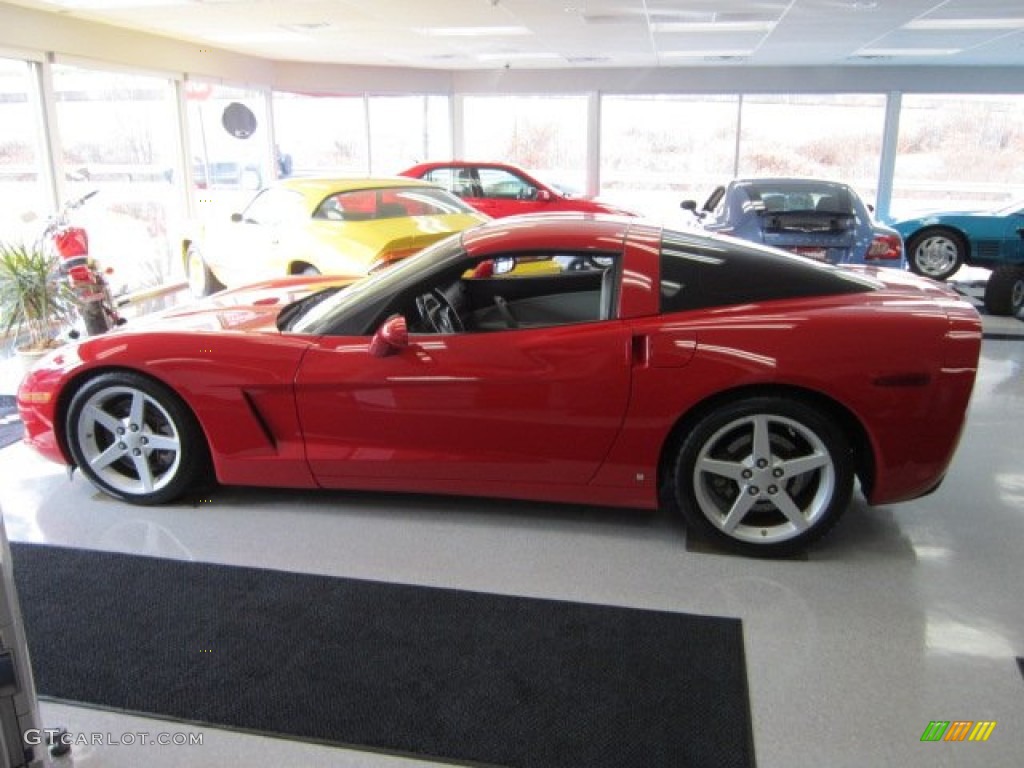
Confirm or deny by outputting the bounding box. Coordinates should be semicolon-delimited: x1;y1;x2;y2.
242;188;303;225
404;252;620;335
423;168;455;191
478;168;537;201
659;230;873;314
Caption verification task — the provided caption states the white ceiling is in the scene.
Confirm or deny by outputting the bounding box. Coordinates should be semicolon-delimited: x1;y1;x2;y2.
6;0;1024;70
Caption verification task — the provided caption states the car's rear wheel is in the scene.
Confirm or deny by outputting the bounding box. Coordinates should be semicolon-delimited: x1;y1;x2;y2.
672;397;854;557
186;243;223;297
906;228;965;281
983;264;1024;316
66;372;210;505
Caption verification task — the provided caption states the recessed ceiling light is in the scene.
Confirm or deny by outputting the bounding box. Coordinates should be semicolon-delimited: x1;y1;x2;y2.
280;22;332;33
661;49;754;58
48;0;186;6
420;26;530;37
206;31;307;44
904;18;1024;31
475;52;561;61
856;48;961;57
650;21;776;33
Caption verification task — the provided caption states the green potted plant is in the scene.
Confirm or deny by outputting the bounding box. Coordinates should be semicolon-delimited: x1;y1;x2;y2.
0;240;73;361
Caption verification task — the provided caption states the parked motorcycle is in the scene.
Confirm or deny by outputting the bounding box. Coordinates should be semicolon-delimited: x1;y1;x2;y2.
43;191;123;337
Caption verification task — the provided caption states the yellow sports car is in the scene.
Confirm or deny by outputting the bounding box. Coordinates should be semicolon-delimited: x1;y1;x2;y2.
182;177;489;296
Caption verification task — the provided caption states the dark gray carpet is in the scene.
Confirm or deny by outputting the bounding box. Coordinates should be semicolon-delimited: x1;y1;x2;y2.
0;395;22;449
11;542;755;768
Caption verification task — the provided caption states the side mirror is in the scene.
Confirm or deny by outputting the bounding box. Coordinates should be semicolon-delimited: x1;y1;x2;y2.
368;314;409;357
680;200;697;211
230;212;244;223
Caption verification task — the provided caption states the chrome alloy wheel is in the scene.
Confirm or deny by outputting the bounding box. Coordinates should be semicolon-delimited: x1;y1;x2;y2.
692;413;836;545
73;384;183;497
911;234;960;279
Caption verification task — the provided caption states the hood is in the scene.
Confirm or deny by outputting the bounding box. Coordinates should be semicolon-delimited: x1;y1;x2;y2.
895;210;985;228
130;275;359;334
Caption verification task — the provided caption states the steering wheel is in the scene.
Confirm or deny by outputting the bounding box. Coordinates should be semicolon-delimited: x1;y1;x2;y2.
493;295;519;329
415;288;464;334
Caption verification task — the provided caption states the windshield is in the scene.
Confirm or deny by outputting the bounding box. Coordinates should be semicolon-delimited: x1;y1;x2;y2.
287;231;466;336
992;200;1024;215
737;180;855;215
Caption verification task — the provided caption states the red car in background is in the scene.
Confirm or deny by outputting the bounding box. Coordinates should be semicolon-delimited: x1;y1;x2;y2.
400;161;638;219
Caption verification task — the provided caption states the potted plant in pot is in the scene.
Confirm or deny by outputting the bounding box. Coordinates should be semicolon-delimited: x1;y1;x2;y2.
0;239;73;366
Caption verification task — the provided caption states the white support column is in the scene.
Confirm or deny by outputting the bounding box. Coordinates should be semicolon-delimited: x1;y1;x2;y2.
451;93;464;159
173;78;195;219
262;86;277;181
586;91;601;197
732;94;743;177
34;54;62;210
875;91;902;223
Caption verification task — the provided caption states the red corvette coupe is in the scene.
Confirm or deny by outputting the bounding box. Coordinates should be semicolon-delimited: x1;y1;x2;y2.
17;215;981;556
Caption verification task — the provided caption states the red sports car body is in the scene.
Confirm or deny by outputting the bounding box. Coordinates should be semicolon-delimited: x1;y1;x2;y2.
18;215;981;556
400;161;637;219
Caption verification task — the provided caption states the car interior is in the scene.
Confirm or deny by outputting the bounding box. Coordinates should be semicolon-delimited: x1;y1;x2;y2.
399;253;620;334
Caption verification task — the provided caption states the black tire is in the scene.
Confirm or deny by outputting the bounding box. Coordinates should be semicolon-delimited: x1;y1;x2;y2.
906;228;965;281
66;372;211;505
185;243;223;297
672;397;854;557
982;265;1024;317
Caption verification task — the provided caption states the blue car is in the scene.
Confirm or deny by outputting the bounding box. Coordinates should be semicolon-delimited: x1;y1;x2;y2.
683;178;904;268
891;201;1024;316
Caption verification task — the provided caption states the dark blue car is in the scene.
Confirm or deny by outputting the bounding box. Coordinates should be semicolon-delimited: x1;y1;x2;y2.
683;178;905;268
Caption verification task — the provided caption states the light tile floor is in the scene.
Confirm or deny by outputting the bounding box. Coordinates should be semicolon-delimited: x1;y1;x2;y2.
1;318;1022;767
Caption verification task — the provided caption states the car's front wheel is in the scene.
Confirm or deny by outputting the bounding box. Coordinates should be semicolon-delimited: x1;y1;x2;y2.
66;372;210;505
672;397;854;557
906;228;965;281
983;264;1024;316
185;243;223;297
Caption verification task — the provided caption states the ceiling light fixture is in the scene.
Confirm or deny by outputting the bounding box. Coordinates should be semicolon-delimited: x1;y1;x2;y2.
856;48;961;57
420;26;530;37
661;49;754;58
475;52;561;61
904;18;1024;31
206;31;307;44
47;0;187;7
650;21;776;33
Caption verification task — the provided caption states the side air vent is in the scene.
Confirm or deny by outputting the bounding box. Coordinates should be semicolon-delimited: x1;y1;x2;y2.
975;240;1001;261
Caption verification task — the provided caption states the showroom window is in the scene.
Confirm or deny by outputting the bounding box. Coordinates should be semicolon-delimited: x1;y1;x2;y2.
187;81;270;209
0;57;50;239
462;95;588;196
368;94;450;175
600;94;740;221
736;94;887;209
891;93;1024;219
51;63;181;294
272;92;449;178
272;91;369;176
